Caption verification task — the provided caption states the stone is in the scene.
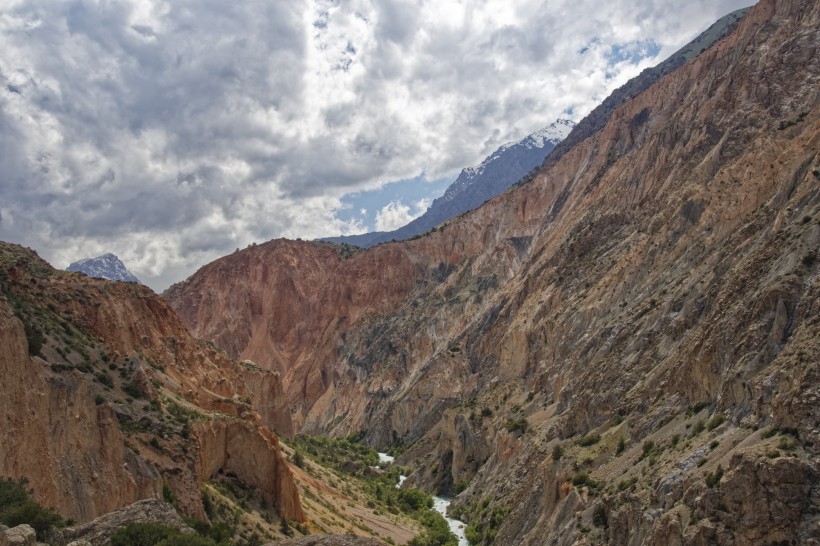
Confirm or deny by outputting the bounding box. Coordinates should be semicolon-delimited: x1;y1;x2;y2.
62;499;192;546
0;525;36;546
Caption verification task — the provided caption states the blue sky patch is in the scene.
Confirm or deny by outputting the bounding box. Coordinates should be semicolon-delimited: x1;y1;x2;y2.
606;40;662;66
335;174;453;232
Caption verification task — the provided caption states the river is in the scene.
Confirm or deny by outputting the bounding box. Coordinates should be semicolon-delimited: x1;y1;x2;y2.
378;453;469;546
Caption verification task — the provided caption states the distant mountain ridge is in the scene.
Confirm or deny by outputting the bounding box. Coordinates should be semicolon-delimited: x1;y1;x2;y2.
67;253;140;283
323;119;575;248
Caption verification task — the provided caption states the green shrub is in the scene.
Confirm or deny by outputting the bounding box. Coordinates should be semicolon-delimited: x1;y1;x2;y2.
23;323;44;356
616;477;637;491
453;480;469;494
280;517;292;536
464;524;482;545
592;505;608;528
122;381;144;399
111;523;177;546
704;465;724;488
111;522;223;546
639;440;654;461
689;419;705;437
0;478;64;540
504;417;529;435
577;434;600;447
615;438;626;455
291;450;306;469
706;415;725;432
570;472;599;490
95;372;114;388
398;488;433;512
156;534;218;546
552;445;564;462
162;483;175;504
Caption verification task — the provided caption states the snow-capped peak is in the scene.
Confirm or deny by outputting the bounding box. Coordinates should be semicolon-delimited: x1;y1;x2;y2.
524;119;576;149
67;253;141;284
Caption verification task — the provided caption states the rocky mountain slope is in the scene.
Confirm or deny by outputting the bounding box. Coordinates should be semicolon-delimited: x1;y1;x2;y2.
67;253;141;284
0;242;303;529
323;120;575;248
165;0;819;543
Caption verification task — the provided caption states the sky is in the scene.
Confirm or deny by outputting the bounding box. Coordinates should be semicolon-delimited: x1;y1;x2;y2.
0;0;755;291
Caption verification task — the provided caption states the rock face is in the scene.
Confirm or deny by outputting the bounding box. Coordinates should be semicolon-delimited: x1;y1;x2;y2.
67;253;140;284
63;500;192;546
193;420;303;523
323;119;575;248
0;243;302;524
167;0;819;543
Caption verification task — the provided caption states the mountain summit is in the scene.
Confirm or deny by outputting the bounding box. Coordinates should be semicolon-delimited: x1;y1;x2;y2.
67;253;140;283
324;119;575;248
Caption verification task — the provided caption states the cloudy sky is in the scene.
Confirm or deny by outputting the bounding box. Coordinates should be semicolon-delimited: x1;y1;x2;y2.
0;0;754;291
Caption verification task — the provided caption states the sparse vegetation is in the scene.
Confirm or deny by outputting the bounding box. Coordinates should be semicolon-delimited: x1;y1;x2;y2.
704;465;724;488
110;522;225;546
289;434;455;545
455;496;509;546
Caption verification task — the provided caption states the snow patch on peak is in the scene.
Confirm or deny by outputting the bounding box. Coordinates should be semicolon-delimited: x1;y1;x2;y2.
526;119;576;149
67;253;141;284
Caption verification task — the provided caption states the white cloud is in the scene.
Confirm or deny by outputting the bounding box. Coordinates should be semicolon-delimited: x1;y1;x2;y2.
374;197;433;232
375;201;414;232
0;0;755;290
414;198;432;214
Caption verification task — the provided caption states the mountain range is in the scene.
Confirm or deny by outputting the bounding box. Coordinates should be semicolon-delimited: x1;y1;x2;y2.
1;1;818;545
324;119;575;248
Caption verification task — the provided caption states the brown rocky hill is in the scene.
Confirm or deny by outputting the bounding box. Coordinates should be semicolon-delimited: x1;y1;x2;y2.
166;0;819;543
0;243;303;526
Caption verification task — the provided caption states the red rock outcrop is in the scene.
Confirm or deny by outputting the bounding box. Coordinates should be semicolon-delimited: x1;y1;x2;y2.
0;244;302;523
0;296;157;522
193;419;304;522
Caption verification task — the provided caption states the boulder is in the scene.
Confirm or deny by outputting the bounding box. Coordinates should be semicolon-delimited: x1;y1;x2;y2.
0;525;36;546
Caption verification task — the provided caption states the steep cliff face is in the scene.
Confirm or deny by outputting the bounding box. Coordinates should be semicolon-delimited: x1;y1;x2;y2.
0;243;302;524
0;296;156;523
166;0;819;543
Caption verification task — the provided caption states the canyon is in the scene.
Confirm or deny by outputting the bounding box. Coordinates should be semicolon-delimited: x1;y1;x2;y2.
0;0;817;544
166;0;819;543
